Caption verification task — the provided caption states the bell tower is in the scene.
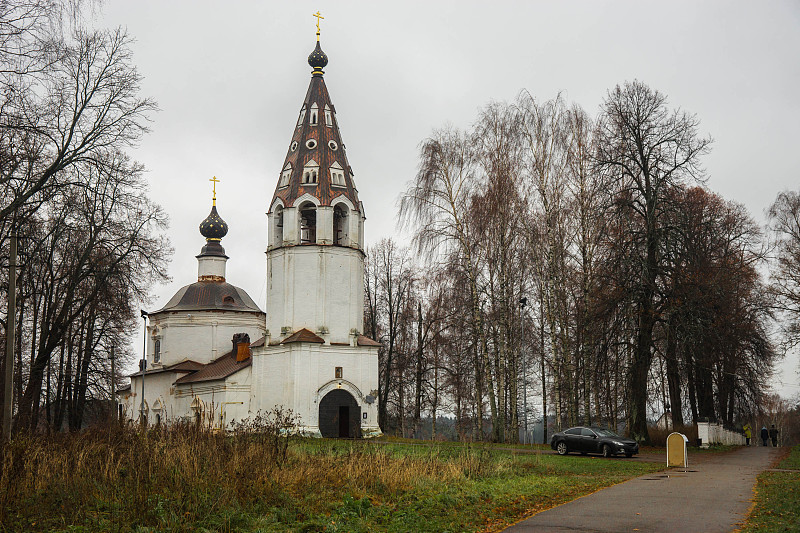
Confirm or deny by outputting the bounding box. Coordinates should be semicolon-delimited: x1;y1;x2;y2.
253;17;380;439
265;28;366;345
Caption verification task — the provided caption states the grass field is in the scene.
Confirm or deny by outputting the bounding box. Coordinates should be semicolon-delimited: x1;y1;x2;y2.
740;445;800;533
0;426;666;532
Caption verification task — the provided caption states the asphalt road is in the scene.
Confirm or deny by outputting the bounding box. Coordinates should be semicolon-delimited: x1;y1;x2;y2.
503;445;783;533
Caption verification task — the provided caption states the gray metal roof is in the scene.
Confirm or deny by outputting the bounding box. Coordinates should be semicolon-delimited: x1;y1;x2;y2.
152;281;264;314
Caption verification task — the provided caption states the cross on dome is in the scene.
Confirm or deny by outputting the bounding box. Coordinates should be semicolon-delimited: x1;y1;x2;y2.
209;175;220;205
313;11;324;40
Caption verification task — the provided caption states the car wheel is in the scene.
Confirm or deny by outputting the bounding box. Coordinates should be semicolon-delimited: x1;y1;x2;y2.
602;444;614;458
556;441;568;455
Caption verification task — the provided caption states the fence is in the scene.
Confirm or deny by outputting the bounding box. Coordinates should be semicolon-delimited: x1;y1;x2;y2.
697;420;745;447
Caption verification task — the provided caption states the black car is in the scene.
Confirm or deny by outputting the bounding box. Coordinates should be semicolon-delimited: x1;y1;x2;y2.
550;426;639;458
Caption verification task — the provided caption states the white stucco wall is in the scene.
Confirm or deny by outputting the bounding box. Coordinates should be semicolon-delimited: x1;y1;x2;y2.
146;310;266;367
122;371;186;425
197;255;227;279
121;367;253;430
266;245;364;344
250;342;380;437
172;369;253;429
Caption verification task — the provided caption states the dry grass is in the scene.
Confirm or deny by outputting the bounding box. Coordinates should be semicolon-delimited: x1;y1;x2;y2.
0;424;512;531
647;423;698;447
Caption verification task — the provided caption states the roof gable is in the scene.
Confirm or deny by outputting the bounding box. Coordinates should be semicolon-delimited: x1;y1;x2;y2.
281;328;325;344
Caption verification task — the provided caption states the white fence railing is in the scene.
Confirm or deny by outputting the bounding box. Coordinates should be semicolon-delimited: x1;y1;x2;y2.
697;421;745;447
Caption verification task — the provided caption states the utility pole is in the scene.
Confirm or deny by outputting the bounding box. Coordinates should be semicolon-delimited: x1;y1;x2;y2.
520;297;528;445
110;345;116;424
139;310;148;427
3;231;17;441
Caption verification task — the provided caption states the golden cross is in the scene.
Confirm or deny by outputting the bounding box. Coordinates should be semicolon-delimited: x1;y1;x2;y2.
209;176;220;205
313;11;324;40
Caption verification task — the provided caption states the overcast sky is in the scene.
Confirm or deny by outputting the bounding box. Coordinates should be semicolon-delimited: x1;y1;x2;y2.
97;1;800;397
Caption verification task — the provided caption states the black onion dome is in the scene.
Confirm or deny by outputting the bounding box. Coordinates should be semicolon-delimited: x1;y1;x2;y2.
308;41;328;74
199;205;228;241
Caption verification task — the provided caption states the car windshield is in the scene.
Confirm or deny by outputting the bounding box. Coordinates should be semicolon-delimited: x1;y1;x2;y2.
593;428;620;437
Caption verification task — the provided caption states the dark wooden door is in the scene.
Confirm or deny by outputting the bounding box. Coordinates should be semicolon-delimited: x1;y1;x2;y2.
339;406;350;438
319;389;361;438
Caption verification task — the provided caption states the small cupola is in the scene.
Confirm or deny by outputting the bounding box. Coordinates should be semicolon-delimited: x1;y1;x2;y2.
308;41;328;76
197;176;229;281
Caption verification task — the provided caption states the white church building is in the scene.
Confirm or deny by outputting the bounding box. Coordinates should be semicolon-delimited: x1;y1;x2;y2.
118;31;381;438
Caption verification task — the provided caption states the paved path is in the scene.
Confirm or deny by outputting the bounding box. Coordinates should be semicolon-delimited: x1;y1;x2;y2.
504;446;782;533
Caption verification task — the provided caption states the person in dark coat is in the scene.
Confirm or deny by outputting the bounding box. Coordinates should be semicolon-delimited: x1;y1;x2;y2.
769;425;779;447
760;426;769;446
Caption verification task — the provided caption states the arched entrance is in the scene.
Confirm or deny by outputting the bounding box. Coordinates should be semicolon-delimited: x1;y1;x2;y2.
319;389;361;438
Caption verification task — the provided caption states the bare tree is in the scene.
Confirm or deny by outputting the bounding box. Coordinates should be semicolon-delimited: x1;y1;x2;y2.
594;80;711;443
10;153;169;432
1;24;156;222
768;190;800;351
365;239;415;431
400;127;497;440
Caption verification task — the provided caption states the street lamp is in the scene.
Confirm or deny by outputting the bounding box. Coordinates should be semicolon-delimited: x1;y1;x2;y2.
139;309;148;427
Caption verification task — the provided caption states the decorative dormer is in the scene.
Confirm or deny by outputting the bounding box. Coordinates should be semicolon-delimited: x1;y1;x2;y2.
310;103;319;126
330;161;345;187
279;163;292;188
302;160;319;184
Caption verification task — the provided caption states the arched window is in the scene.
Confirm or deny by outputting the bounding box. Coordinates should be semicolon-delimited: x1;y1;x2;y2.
302;160;319;185
299;202;317;244
154;339;161;363
272;205;284;247
297;105;306;127
310;103;318;125
153;399;164;426
191;397;203;427
329;161;345;187
279;163;292;188
333;204;348;245
324;104;333;126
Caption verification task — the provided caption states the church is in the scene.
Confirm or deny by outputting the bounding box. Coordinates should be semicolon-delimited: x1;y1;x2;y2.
118;24;382;439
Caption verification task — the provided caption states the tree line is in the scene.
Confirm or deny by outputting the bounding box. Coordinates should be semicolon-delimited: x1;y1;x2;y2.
3;4;799;443
367;83;800;444
0;2;169;434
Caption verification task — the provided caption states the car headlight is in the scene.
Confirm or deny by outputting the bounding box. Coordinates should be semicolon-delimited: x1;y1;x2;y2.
612;441;624;446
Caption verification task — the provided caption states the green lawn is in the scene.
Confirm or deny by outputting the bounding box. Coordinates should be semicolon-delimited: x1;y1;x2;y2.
740;445;800;533
233;441;663;533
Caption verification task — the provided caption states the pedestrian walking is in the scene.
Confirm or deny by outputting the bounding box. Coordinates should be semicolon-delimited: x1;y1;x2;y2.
743;423;752;446
769;425;779;447
760;426;769;446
